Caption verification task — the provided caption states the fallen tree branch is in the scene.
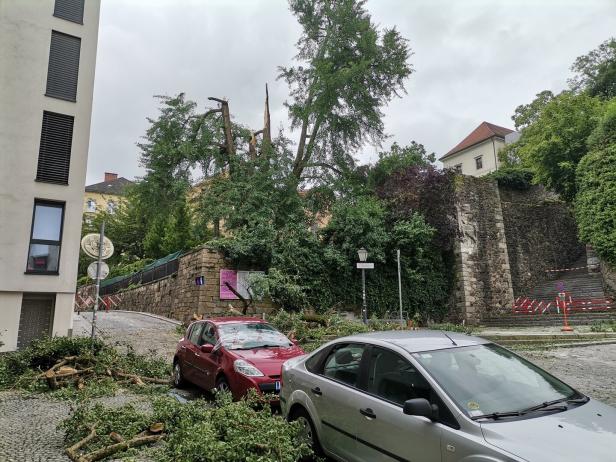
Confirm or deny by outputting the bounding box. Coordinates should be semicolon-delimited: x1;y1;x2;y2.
65;425;97;462
78;433;163;462
111;370;172;385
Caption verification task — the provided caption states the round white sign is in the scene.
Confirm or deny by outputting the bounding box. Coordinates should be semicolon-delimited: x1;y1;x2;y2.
87;261;110;280
81;234;114;260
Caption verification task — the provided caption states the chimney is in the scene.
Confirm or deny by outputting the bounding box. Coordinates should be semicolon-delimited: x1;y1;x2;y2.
104;172;118;182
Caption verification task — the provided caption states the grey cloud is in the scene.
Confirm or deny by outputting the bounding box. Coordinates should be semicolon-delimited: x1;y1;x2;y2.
86;0;616;183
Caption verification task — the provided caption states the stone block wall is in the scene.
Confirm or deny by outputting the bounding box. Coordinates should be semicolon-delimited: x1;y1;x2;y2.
454;176;514;323
453;178;583;324
499;185;583;297
78;247;274;323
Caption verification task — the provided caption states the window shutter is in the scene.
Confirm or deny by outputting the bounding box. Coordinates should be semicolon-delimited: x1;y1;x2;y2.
36;111;74;185
46;31;81;101
53;0;85;24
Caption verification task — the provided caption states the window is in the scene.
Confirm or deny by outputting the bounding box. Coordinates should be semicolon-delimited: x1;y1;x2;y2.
369;347;459;428
188;323;204;345
107;201;117;214
367;347;432;405
322;343;366;387
86;199;96;212
46;31;81;101
475;156;483;170
26;201;65;274
53;0;85;24
200;323;217;346
453;164;462;174
36;111;74;184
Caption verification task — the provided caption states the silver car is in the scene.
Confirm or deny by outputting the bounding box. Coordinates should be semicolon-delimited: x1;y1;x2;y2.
280;330;616;461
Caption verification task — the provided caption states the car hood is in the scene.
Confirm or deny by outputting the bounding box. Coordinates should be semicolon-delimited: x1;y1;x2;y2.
481;399;616;461
229;345;305;376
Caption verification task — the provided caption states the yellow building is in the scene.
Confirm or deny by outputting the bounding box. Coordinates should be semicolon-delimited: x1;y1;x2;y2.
83;172;133;216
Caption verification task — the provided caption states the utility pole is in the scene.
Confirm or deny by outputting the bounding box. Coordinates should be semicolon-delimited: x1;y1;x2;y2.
91;220;105;342
397;249;404;326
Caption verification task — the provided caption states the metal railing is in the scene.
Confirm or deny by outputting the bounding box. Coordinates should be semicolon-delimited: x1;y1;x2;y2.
99;255;180;296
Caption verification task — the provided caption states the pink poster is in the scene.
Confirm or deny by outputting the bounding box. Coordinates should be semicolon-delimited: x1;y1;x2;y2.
219;269;238;299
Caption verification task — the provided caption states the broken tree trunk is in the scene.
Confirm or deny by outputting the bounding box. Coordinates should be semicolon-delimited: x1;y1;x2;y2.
111;370;172;385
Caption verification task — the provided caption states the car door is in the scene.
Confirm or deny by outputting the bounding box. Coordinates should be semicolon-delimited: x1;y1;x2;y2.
309;342;370;461
351;346;443;462
192;322;220;390
184;322;204;383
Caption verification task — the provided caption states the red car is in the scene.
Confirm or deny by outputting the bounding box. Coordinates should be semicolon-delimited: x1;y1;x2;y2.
173;317;305;400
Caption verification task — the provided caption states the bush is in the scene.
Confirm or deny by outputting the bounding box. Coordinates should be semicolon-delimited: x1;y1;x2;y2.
488;167;535;190
575;101;616;265
61;392;313;462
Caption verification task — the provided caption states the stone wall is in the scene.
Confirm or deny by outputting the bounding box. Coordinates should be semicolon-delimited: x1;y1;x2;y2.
499;185;583;297
453;178;583;324
78;247;274;323
454;176;514;323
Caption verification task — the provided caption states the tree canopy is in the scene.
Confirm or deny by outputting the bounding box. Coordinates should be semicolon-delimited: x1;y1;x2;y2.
569;37;616;100
279;0;413;182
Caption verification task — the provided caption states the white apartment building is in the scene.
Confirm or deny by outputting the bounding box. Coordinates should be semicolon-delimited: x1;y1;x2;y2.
440;121;519;176
0;0;100;351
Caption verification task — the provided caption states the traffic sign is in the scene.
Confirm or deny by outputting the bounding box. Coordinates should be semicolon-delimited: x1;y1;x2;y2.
356;262;374;269
81;234;114;259
87;261;110;280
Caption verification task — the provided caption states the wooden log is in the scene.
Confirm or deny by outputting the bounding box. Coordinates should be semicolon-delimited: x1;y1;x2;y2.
65;426;96;462
111;370;171;385
80;433;163;462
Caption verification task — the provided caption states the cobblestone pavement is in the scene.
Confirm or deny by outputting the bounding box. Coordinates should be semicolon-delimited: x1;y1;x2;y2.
0;390;153;462
2;312;616;461
519;344;616;406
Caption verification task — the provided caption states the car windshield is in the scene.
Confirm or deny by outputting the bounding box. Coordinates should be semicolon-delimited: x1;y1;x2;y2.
217;323;292;350
413;344;579;418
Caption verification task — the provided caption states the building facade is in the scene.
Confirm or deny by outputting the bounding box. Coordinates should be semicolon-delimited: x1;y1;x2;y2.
0;0;101;351
440;122;518;176
83;172;133;217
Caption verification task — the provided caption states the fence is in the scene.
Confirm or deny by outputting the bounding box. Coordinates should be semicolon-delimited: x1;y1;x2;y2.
99;251;182;296
512;294;614;315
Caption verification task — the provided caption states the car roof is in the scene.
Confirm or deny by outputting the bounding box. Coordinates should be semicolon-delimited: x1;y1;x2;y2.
340;330;490;353
204;317;268;325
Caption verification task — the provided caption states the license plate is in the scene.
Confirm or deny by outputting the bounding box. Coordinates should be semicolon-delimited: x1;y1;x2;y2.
275;381;281;392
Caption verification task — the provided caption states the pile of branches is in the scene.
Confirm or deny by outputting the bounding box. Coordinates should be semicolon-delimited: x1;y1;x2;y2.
38;355;171;391
65;422;165;462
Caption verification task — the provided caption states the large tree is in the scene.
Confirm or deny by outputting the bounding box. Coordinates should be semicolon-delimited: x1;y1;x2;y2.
569;37;616;100
509;92;603;201
279;0;413;183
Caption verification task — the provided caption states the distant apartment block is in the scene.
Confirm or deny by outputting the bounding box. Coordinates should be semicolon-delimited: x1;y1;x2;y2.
0;0;101;351
440;122;519;176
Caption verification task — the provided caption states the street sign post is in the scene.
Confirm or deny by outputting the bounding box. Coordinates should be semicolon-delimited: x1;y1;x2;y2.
356;249;373;324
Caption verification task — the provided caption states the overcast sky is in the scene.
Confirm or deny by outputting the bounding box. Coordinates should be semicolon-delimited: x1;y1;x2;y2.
85;0;616;185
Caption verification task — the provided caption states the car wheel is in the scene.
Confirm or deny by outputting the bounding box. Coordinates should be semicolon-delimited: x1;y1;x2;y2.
290;407;324;458
173;361;185;388
215;376;231;394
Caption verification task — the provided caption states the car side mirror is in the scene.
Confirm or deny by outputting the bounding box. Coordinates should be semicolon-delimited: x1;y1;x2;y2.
200;343;214;353
403;398;438;421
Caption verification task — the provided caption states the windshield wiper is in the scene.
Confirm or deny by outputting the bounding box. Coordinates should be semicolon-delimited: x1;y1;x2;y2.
471;411;522;421
474;395;589;421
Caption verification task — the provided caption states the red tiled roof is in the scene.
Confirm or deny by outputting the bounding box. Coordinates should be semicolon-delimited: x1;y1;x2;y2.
440;122;514;161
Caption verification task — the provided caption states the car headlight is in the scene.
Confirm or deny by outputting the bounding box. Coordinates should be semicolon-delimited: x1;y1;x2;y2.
233;359;264;377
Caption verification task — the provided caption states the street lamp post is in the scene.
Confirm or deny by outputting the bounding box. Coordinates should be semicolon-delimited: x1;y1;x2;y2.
357;248;368;324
